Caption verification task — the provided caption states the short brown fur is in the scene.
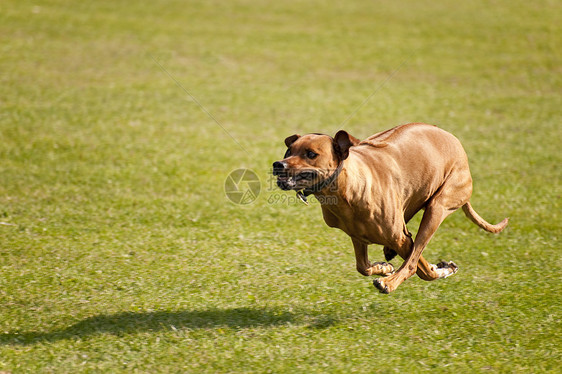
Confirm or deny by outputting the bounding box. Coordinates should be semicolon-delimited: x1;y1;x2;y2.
273;123;508;293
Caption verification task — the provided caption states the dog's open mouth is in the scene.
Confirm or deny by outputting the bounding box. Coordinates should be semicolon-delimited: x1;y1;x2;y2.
276;175;294;191
276;170;318;191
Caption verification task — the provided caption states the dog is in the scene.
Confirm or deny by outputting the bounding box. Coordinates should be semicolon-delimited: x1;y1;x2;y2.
272;123;508;293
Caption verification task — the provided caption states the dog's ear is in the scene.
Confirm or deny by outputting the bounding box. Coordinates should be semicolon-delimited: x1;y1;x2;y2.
334;130;360;160
284;134;300;148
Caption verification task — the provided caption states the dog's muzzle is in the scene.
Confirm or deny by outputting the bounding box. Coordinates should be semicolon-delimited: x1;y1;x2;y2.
272;161;317;190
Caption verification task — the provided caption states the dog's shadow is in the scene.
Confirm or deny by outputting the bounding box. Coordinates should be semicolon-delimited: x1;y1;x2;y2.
0;307;298;346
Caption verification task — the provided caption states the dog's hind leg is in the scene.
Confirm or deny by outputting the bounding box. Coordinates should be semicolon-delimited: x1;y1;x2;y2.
374;203;455;293
387;242;456;281
413;169;472;281
385;227;458;281
352;238;395;276
417;259;459;280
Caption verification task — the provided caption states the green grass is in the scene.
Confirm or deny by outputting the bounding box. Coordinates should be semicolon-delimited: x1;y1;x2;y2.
1;0;560;372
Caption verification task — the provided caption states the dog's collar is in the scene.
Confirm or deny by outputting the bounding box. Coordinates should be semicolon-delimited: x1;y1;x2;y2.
296;162;344;205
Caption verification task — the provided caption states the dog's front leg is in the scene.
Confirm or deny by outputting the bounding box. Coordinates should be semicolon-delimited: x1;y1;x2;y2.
352;238;394;276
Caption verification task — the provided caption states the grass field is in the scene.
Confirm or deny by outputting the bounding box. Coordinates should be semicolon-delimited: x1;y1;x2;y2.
1;0;560;372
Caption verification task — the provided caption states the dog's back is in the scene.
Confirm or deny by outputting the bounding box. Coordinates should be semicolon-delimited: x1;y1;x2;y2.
347;123;473;221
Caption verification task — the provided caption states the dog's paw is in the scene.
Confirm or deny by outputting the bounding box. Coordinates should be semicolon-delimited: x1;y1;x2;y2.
373;278;390;294
435;261;459;278
370;262;395;276
383;262;395;275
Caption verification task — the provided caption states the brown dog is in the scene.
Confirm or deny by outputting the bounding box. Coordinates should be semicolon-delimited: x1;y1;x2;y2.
272;123;508;293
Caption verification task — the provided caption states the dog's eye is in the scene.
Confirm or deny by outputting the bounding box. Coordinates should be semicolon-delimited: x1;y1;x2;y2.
306;150;318;159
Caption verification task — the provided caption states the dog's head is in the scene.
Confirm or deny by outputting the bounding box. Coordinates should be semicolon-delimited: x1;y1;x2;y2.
272;130;359;191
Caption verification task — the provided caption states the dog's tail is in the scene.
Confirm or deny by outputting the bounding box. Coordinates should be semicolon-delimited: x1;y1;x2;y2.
462;202;509;233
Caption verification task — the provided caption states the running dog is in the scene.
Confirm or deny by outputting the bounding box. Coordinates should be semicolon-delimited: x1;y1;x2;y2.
272;123;508;293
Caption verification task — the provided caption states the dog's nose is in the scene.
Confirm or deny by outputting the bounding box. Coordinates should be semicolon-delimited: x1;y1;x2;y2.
272;161;286;176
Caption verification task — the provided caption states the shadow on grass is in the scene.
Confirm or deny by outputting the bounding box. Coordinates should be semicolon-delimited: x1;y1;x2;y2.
0;307;297;346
